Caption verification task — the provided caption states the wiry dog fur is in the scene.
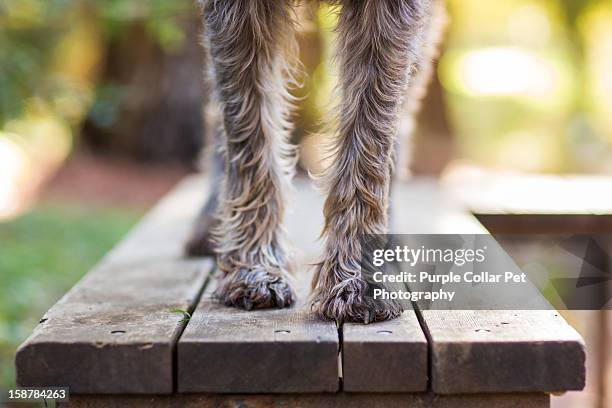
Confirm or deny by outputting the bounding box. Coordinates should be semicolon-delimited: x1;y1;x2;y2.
198;0;299;310
310;0;434;323
191;0;444;322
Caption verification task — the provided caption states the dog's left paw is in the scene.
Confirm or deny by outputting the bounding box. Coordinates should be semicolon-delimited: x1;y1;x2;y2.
311;277;403;324
214;265;295;310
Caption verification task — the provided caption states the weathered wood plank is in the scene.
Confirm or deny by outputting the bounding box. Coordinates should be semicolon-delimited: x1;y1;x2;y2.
425;310;586;394
475;214;612;234
391;180;586;394
177;277;339;393
342;308;427;392
177;179;339;393
16;176;214;394
61;392;550;408
444;174;612;233
445;174;612;216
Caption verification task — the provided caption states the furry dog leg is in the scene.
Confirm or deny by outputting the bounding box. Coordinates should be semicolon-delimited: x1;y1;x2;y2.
311;0;433;323
200;0;297;310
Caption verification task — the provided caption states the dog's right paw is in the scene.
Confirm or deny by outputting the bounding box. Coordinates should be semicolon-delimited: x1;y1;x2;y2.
311;277;403;324
214;266;295;310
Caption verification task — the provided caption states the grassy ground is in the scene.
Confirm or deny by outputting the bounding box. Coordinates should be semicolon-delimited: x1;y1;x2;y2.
0;204;141;390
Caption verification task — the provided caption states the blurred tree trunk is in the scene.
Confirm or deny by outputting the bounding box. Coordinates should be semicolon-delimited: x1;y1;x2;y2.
81;16;206;166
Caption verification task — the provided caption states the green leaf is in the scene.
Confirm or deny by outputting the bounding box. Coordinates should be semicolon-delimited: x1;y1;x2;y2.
170;308;191;323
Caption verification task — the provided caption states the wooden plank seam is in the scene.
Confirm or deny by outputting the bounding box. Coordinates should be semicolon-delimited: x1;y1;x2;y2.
172;268;215;392
410;296;434;392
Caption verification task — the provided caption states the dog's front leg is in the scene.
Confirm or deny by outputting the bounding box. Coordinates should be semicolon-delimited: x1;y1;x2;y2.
202;0;298;310
311;0;432;323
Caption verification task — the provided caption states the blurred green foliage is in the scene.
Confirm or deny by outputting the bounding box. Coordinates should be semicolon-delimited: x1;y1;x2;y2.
0;0;71;124
0;204;140;389
2;0;612;172
442;0;612;172
0;0;192;126
98;0;191;51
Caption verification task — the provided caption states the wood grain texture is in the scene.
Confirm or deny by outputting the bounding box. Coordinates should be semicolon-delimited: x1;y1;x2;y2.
61;392;550;408
177;279;339;393
424;310;585;394
16;176;213;394
177;179;340;393
342;309;427;392
390;180;586;394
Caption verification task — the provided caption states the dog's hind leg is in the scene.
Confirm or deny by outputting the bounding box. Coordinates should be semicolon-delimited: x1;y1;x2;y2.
199;0;298;310
185;107;224;257
395;0;447;180
311;0;433;323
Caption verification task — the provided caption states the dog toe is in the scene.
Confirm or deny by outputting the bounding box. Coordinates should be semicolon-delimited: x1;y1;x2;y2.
214;266;295;310
311;277;403;324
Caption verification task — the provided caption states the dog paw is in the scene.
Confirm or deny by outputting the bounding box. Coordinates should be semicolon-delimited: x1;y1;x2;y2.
311;278;403;324
214;266;295;310
184;214;218;257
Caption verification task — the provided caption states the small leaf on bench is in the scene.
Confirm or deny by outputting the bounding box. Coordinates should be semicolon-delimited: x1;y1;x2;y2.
171;309;191;323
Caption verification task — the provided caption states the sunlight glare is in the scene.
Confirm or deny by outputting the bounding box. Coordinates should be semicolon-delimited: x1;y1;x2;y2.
459;48;558;98
0;136;27;219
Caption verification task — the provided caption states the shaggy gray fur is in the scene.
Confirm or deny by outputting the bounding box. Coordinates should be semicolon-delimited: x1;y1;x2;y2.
310;0;434;323
194;0;441;322
198;0;299;309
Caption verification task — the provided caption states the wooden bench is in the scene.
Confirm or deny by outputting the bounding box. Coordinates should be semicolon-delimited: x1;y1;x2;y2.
15;175;586;407
445;173;612;234
445;173;612;407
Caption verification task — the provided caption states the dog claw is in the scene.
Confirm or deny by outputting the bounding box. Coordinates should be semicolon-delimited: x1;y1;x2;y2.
214;266;295;310
311;277;403;324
